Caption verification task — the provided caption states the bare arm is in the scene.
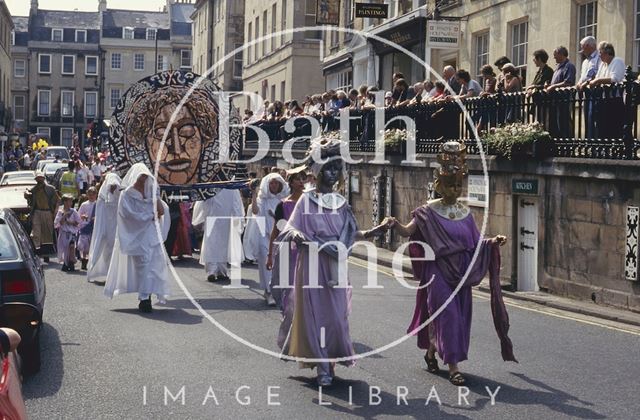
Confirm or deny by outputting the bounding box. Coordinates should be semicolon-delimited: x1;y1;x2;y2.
266;222;281;270
388;217;417;237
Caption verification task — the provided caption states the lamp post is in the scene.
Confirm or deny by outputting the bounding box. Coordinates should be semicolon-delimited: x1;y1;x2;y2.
0;132;7;169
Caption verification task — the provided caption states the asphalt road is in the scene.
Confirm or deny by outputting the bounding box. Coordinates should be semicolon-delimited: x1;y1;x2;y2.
22;255;640;419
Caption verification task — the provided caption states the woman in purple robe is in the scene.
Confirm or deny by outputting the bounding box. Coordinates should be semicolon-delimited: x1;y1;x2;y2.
277;138;389;387
389;141;516;386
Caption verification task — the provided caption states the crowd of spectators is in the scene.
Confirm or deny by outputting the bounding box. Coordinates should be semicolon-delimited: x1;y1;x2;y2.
244;38;629;141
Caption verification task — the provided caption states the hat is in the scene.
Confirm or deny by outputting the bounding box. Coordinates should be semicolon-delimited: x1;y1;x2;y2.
385;91;393;98
34;170;45;179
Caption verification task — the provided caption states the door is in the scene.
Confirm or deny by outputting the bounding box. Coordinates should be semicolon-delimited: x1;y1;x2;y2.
517;196;539;291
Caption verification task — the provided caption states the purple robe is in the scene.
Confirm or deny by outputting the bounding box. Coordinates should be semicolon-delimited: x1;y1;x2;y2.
407;205;517;365
277;193;356;374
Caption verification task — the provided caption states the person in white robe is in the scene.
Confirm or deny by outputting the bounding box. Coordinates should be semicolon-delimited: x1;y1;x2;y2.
192;188;245;282
251;173;289;306
87;173;122;282
77;187;98;270
104;163;171;313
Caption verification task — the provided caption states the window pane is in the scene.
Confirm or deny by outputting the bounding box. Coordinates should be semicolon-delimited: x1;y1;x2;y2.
40;55;50;72
86;57;97;74
63;56;74;74
62;92;74;116
39;92;50;115
110;89;121;108
134;53;145;70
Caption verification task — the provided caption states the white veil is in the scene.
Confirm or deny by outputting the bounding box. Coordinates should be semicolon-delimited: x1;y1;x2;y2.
87;173;122;282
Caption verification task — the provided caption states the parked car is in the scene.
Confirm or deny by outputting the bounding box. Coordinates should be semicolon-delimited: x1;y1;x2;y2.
44;146;70;161
42;162;69;184
0;171;36;186
0;183;34;233
0;208;45;374
35;159;55;172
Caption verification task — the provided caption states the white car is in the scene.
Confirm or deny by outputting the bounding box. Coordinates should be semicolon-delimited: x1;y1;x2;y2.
35;159;55;172
44;146;70;161
0;171;37;186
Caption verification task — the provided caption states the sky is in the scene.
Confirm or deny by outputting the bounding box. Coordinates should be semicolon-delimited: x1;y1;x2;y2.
5;0;167;16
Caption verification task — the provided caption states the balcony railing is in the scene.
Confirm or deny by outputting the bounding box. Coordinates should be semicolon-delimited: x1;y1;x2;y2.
244;67;640;160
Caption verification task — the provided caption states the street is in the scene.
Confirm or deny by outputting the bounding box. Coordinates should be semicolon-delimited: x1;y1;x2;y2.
22;255;640;419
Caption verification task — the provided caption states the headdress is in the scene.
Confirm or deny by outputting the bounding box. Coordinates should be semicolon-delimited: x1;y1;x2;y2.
434;141;468;180
296;136;345;177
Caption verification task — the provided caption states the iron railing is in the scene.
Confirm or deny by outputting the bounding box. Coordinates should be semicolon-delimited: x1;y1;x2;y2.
244;67;640;160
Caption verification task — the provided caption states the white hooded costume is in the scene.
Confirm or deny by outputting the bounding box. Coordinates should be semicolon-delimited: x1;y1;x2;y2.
192;188;245;276
87;173;122;282
253;173;289;293
104;163;171;301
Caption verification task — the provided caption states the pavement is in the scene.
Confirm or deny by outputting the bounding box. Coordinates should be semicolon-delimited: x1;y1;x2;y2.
351;246;640;328
21;254;640;419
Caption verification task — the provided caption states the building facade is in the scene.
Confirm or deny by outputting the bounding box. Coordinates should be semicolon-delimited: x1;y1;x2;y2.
8;0;194;146
10;16;28;136
242;0;325;107
26;2;102;147
191;0;244;91
0;0;14;133
323;0;637;91
100;8;172;122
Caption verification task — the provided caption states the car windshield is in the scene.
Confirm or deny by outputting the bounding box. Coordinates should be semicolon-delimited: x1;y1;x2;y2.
0;223;20;261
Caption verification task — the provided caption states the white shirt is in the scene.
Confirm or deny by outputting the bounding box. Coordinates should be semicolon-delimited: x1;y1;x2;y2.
91;164;104;177
579;50;601;84
595;57;625;83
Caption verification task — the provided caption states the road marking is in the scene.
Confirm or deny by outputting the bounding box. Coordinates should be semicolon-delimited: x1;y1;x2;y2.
349;258;640;337
320;327;326;348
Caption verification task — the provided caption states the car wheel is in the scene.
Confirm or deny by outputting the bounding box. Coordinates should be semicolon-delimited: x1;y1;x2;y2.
20;333;41;375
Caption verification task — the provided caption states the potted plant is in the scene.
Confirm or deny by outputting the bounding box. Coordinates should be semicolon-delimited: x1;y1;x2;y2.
484;122;554;160
382;128;407;154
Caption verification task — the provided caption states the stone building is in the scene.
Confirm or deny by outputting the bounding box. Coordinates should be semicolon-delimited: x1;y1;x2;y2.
0;0;14;133
242;0;325;107
9;0;194;145
323;0;637;90
9;16;28;137
100;7;172;121
191;0;244;91
25;1;101;146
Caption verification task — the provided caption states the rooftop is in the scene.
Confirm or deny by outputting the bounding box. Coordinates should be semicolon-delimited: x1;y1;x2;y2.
102;9;170;29
33;10;101;30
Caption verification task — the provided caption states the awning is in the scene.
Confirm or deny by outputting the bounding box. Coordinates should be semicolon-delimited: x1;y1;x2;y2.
322;54;353;75
369;16;426;55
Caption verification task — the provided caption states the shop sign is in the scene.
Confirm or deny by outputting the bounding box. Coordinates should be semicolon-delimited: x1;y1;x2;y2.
427;20;460;48
355;3;389;18
512;179;539;195
467;174;488;207
316;0;341;25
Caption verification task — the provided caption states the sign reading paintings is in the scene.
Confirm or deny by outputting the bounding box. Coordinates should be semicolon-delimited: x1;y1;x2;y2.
427;20;461;48
355;3;389;18
316;0;341;25
109;70;242;202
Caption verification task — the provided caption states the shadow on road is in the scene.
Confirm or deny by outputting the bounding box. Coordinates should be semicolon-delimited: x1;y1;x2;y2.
352;342;385;359
111;308;203;325
462;371;606;418
22;323;64;399
166;296;277;312
289;376;471;419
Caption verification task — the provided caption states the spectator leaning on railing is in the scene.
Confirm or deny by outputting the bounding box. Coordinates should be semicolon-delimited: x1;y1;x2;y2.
589;41;625;86
527;49;554;92
576;36;600;89
546;46;577;138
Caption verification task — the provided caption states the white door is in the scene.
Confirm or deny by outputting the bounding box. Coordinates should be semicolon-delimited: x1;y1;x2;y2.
517;196;539;291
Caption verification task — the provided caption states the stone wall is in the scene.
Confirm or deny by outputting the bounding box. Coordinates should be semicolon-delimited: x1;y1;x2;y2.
246;153;640;313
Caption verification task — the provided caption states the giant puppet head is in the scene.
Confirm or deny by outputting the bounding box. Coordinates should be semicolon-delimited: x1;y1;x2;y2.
109;70;241;200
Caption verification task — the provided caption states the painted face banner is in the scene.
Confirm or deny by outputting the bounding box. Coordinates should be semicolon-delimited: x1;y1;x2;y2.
109;70;242;201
